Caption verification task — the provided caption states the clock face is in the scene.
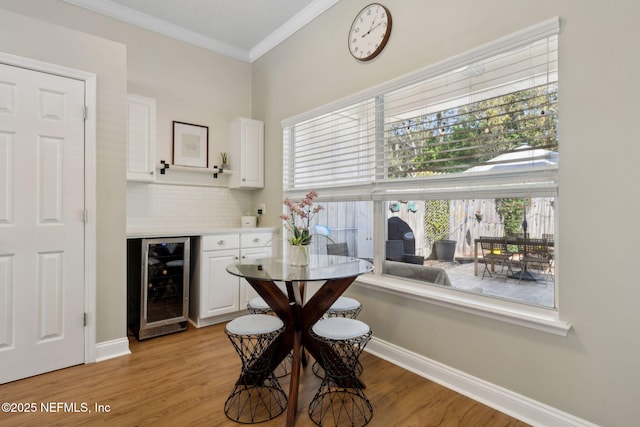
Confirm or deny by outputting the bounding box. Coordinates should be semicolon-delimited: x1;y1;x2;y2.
348;3;392;61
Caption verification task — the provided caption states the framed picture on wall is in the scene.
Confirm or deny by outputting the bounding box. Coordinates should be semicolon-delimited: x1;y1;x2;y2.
172;121;209;168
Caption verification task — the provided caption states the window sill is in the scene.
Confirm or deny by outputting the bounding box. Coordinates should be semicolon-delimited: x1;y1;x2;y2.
355;273;571;336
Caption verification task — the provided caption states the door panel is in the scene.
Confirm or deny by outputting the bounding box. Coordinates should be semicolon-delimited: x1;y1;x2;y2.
240;246;272;304
0;63;85;384
201;249;239;317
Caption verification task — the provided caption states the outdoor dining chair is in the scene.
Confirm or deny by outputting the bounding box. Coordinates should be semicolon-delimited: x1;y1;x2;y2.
326;242;349;256
517;238;554;283
479;237;515;281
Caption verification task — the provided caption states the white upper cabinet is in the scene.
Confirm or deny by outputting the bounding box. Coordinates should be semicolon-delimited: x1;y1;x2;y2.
229;117;264;189
127;94;156;182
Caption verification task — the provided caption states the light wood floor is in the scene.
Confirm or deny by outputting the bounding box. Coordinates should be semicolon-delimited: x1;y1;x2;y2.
0;323;528;426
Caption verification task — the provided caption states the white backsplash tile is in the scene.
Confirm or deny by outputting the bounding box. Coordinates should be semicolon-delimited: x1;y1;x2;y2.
126;182;254;232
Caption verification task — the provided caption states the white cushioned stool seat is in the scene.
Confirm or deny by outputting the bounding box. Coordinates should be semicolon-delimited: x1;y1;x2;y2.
328;296;361;312
247;296;271;312
226;313;283;335
312;317;370;340
325;296;362;319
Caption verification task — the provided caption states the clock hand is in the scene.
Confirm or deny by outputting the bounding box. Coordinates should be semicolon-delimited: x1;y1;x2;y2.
367;16;377;33
361;21;384;38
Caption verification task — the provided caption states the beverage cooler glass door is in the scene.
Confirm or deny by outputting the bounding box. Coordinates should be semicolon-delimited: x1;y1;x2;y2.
141;237;190;330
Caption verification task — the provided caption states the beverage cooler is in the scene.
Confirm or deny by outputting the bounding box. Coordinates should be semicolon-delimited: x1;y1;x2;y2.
127;237;190;340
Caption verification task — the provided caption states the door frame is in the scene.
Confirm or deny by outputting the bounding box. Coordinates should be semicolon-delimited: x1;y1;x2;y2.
0;52;97;363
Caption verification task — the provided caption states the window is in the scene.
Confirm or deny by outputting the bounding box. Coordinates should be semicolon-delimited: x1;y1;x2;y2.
283;19;560;314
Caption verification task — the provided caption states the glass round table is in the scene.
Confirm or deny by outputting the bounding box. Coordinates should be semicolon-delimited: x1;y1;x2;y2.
227;255;373;426
227;254;373;283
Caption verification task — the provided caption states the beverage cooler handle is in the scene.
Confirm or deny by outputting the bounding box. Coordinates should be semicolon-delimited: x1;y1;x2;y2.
142;247;149;321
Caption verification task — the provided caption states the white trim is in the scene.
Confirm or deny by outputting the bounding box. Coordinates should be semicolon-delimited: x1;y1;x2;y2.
282;16;560;127
94;338;131;362
63;0;248;61
63;0;340;63
0;52;98;362
354;275;571;336
249;0;341;62
366;337;597;427
83;74;98;363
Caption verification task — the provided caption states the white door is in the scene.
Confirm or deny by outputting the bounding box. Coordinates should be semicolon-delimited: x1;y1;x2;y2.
0;63;86;384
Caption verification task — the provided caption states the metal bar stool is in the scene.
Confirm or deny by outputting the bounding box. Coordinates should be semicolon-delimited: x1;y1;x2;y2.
325;296;362;318
308;317;373;427
224;314;288;424
247;297;293;378
313;296;363;378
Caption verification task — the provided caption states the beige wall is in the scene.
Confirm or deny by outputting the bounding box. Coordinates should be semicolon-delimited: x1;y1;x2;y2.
252;1;640;425
0;7;128;343
2;0;640;424
0;0;254;342
0;0;253;163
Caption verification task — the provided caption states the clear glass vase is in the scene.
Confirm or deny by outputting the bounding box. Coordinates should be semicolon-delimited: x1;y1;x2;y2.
287;244;309;266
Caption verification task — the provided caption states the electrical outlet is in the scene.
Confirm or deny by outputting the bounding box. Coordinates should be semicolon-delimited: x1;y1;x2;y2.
258;203;266;215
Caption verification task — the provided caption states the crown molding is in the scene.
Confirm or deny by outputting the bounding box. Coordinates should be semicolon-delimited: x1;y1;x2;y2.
249;0;341;62
63;0;248;61
63;0;340;63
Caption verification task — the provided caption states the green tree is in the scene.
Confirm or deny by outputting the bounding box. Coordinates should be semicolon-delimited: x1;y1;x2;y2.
495;198;530;236
386;84;558;176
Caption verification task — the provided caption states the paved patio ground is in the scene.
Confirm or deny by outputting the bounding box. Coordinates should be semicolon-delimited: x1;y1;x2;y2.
424;259;555;308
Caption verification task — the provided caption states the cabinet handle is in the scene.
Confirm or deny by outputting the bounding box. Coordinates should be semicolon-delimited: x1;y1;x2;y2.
218;240;225;245
241;255;246;259
253;238;260;243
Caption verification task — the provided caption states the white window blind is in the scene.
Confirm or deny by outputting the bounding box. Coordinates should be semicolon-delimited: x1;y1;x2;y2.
283;18;560;202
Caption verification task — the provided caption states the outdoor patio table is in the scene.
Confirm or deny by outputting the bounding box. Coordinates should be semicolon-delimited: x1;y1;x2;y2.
473;237;553;279
227;255;373;426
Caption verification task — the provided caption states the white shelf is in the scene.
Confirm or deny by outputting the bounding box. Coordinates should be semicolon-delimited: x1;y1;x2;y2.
157;161;232;178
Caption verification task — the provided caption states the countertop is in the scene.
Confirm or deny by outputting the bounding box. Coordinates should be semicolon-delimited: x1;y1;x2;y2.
126;227;277;239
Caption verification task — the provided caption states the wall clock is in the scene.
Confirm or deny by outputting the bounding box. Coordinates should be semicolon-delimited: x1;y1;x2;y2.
348;3;392;61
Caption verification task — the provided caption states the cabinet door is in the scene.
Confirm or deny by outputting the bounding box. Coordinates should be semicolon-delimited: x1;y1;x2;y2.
200;249;240;317
239;246;272;305
229;118;264;189
127;94;156;181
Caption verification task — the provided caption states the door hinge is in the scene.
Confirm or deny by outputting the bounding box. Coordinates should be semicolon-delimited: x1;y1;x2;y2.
83;106;88;120
83;209;89;223
83;312;88;327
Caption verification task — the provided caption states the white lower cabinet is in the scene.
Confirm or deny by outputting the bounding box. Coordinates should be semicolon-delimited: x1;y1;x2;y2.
190;231;272;327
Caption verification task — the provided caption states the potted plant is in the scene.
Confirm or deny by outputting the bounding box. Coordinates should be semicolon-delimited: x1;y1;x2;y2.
425;199;457;261
280;190;324;265
220;152;229;169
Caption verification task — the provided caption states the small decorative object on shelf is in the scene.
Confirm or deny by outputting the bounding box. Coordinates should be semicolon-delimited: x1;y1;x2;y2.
220;152;229;170
281;190;323;266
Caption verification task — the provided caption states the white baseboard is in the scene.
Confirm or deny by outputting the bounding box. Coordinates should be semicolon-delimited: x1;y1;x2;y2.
94;337;131;362
366;337;598;427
